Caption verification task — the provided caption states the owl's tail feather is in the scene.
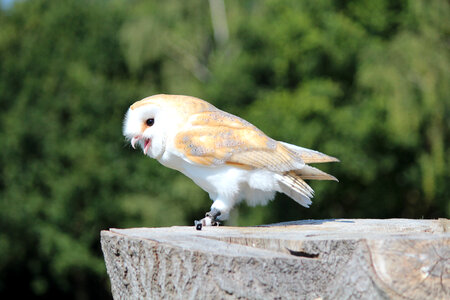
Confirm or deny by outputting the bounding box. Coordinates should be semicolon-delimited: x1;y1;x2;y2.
276;166;337;208
280;141;339;164
294;165;338;181
276;172;314;208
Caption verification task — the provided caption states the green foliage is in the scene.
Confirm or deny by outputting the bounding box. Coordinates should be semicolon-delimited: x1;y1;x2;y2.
0;0;448;298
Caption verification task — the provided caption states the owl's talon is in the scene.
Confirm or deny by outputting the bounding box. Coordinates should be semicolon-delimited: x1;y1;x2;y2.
194;210;221;230
205;208;221;226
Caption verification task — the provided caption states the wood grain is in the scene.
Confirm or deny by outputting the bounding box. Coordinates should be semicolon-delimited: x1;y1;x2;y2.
101;219;449;300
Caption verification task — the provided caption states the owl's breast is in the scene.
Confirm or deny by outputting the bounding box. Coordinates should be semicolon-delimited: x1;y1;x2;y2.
157;148;249;196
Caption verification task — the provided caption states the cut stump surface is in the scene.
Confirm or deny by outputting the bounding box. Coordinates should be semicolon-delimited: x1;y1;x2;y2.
101;218;450;299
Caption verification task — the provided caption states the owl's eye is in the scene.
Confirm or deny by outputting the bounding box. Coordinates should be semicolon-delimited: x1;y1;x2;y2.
146;118;154;126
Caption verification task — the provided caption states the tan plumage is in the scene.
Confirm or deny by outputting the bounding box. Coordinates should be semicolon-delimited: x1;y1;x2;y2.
123;94;339;225
175;110;338;170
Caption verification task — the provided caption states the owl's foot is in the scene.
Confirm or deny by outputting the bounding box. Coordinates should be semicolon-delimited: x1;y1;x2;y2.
194;209;221;230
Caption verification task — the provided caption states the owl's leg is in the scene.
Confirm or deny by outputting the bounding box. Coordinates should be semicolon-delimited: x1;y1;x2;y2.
194;208;221;230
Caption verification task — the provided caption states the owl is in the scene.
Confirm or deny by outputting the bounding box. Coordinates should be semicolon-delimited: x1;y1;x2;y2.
123;94;338;230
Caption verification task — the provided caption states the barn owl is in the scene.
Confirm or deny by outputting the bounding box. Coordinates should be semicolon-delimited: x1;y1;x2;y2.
123;94;338;229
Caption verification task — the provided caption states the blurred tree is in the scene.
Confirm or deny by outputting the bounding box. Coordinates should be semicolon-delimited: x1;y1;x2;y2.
0;0;448;299
0;0;208;298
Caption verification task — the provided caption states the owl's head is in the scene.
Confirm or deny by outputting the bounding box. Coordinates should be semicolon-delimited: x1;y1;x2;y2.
123;94;216;159
123;95;172;159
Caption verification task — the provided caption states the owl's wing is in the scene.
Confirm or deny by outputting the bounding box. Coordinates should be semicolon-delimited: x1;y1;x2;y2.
174;111;336;172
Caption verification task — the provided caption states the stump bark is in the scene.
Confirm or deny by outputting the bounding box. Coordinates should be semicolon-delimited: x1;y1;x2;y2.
100;219;449;299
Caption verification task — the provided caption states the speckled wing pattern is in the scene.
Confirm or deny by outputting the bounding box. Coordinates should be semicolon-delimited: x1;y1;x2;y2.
174;110;305;172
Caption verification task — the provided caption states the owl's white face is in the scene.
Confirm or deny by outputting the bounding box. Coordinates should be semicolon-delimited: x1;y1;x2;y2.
123;103;168;159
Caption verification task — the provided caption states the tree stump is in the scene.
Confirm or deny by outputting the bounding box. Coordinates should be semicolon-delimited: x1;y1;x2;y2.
100;219;449;299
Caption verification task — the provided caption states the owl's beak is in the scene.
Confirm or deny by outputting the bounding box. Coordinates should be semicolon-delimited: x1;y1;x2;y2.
131;136;151;154
131;136;141;149
143;138;151;154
